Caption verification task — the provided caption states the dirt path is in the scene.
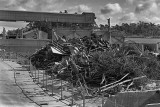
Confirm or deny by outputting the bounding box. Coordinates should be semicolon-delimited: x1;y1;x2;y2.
0;60;38;107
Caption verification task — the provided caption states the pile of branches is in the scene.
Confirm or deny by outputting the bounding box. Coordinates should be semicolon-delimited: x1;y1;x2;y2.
30;33;160;95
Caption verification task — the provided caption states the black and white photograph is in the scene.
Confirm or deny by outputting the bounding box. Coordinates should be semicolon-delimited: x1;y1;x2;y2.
0;0;160;107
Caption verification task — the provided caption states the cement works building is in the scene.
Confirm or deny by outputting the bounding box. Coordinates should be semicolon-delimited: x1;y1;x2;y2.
0;10;97;61
0;10;96;39
0;10;96;24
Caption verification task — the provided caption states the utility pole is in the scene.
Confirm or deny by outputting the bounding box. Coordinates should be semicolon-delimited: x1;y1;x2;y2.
108;18;111;45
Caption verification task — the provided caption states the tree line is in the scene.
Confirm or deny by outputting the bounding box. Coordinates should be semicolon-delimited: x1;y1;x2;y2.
111;21;160;37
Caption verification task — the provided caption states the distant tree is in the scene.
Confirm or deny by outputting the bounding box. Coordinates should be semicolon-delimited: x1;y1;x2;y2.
112;21;160;37
99;24;109;30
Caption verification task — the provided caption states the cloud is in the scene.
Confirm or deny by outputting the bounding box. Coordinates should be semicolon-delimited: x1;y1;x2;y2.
67;4;92;13
95;14;115;25
135;0;159;14
0;21;28;32
142;16;160;24
119;12;137;23
100;3;122;15
98;15;107;21
126;0;153;4
0;21;27;28
95;14;107;24
0;0;65;12
126;0;134;4
151;17;160;24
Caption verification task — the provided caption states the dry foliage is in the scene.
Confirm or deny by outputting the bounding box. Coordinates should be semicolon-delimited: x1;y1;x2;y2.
30;34;160;95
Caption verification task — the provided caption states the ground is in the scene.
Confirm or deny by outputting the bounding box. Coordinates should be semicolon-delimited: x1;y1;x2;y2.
0;60;38;107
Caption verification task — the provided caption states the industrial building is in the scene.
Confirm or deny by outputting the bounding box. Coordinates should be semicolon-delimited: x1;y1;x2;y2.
0;10;96;55
125;37;160;53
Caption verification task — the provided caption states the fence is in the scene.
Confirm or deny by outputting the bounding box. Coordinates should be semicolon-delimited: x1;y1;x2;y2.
28;60;108;107
1;50;160;107
0;50;111;107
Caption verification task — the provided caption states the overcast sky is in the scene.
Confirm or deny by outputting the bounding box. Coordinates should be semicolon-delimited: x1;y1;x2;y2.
1;0;160;32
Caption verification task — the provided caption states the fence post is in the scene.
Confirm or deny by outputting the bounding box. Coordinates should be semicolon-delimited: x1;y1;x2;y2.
2;50;4;61
29;59;31;72
9;52;11;61
34;66;37;82
51;72;54;96
71;82;74;107
102;92;104;107
10;52;12;61
16;52;17;62
83;90;85;107
115;99;117;107
30;60;34;77
59;79;64;100
43;70;45;88
46;71;48;91
82;86;86;107
37;69;39;84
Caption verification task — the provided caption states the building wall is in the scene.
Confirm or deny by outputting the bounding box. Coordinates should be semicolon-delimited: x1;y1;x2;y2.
53;28;92;40
125;37;160;53
0;39;50;54
0;10;96;24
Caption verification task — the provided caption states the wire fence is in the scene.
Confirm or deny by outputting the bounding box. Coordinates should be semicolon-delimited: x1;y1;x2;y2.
0;50;126;107
29;63;109;107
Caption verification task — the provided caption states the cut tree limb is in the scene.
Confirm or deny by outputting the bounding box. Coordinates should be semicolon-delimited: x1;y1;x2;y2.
101;75;146;92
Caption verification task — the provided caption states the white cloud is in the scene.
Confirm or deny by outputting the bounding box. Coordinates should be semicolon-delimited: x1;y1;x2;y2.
67;4;92;13
143;16;160;23
132;0;160;24
0;21;28;33
95;14;115;25
97;15;107;21
0;0;65;12
17;6;26;11
126;0;134;4
100;3;122;15
0;26;18;33
152;17;160;21
135;0;159;15
119;12;137;23
0;21;27;28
